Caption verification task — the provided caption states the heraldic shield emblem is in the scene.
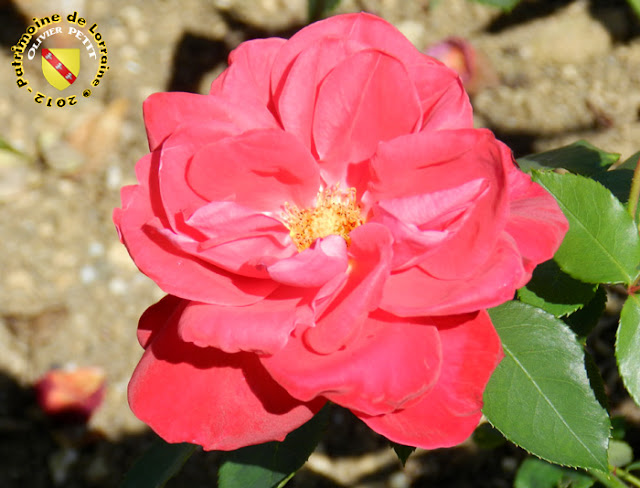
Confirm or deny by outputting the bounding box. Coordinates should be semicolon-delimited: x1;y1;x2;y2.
42;48;80;90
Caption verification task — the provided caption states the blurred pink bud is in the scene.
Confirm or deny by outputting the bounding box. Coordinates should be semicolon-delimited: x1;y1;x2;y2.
425;37;496;95
35;366;106;423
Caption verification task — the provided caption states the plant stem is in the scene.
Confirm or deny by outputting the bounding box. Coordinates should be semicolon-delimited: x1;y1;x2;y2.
617;467;640;488
588;468;629;488
627;154;640;222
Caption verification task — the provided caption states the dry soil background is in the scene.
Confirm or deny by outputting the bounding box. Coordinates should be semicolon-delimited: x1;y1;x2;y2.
2;0;640;487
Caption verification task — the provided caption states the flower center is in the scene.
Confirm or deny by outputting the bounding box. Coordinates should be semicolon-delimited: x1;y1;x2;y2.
283;186;364;252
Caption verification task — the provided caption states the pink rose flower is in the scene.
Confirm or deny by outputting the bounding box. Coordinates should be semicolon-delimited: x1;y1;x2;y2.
114;13;568;450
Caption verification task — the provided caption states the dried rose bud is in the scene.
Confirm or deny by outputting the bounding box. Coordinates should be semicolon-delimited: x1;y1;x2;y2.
35;366;106;423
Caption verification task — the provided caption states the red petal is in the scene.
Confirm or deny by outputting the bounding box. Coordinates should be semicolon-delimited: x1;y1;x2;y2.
186;128;321;212
267;235;349;287
271;13;429;89
210;38;286;106
177;290;307;354
129;306;324;451
143;92;276;151
137;294;184;348
270;13;472;137
368;129;510;279
415;65;473;130
274;37;367;153
359;311;502;449
303;223;393;354
165;201;292;278
380;234;525;316
504;147;568;272
313;49;420;175
114;154;278;305
262;310;442;416
372;178;486;270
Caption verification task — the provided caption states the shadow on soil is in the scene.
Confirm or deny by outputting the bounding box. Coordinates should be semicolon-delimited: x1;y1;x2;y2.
0;369;527;488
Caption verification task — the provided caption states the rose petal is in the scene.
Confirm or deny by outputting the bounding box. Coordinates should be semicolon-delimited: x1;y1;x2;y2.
270;12;472;135
143;92;277;151
115;154;278;305
274;37;367;153
271;13;428;88
154;110;278;230
187;128;321;212
358;310;502;449
171;201;292;278
140;218;279;304
313;49;421;177
129;305;324;451
371;178;487;270
303;223;393;354
380;233;526;316
268;235;349;287
210;37;286;107
368;129;509;279
262;310;442;416
137;294;184;348
177;290;308;354
503;146;568;272
415;64;473;130
155;125;223;229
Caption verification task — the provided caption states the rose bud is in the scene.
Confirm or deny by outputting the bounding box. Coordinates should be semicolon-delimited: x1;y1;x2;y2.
35;366;106;424
425;37;496;95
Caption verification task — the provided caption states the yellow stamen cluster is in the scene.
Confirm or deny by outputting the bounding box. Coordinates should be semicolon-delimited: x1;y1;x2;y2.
283;186;364;252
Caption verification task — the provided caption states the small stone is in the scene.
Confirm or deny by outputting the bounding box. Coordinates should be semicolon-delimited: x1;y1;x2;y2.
108;277;128;296
88;242;105;257
80;266;98;284
105;165;123;190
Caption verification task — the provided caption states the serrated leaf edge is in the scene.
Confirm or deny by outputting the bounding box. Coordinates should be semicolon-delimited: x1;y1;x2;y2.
615;294;640;407
533;171;640;285
501;335;609;471
485;416;610;474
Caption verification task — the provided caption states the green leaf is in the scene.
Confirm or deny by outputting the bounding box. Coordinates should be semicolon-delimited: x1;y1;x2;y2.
518;260;597;317
467;0;521;11
627;0;640;20
615;150;640;171
625;460;640;472
120;440;196;488
218;405;329;488
517;140;619;175
591;170;634;205
484;301;610;471
563;286;607;339
610;416;627;440
391;442;416;466
591;151;640;218
533;171;640;285
514;457;594;488
616;294;640;407
472;422;506;450
583;350;608;412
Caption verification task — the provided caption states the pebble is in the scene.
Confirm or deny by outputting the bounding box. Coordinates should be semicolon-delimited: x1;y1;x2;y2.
80;266;98;284
108;277;128;296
